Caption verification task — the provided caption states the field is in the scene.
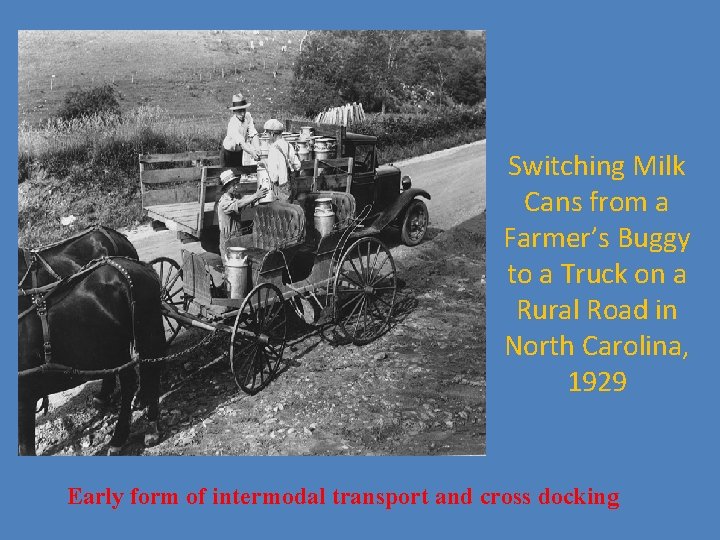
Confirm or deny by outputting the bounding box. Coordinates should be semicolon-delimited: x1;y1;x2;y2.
19;30;306;126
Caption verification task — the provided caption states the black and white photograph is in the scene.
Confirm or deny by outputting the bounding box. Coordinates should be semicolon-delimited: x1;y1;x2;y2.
18;30;486;456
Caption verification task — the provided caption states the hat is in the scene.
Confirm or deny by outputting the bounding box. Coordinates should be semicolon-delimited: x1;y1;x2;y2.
229;93;251;110
263;118;284;132
220;169;240;188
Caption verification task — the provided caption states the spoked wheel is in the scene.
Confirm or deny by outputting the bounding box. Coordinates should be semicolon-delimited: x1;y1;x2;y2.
230;283;288;395
149;256;186;344
333;237;397;345
400;199;429;246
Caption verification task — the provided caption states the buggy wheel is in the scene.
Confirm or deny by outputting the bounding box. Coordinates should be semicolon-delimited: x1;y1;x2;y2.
149;257;186;344
333;237;397;345
230;283;288;395
400;199;429;246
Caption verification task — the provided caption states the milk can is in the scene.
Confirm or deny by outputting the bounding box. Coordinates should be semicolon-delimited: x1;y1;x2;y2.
296;139;311;164
299;126;315;141
225;247;249;300
314;197;335;237
256;167;275;204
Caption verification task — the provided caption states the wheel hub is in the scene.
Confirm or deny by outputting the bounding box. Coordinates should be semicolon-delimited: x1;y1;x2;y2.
363;285;374;294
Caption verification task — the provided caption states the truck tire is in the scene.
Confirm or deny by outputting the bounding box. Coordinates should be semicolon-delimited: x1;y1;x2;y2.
400;199;429;246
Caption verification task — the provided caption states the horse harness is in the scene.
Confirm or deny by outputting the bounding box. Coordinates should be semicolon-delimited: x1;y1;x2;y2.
18;257;141;379
18;227;124;366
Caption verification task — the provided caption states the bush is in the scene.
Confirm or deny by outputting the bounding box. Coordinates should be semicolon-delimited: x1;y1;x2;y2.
357;107;486;149
58;84;121;121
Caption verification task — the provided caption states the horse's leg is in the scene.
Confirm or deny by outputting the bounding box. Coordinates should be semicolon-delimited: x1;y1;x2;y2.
93;376;117;408
107;368;137;456
18;388;37;456
139;363;162;446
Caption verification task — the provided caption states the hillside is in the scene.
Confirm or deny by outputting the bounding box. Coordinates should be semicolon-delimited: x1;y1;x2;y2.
18;30;306;125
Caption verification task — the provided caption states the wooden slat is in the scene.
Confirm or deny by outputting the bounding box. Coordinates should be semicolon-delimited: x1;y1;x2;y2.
204;165;258;179
139;151;220;164
315;173;351;191
143;184;199;207
141;167;203;185
197;167;207;234
346;157;354;193
139;161;146;198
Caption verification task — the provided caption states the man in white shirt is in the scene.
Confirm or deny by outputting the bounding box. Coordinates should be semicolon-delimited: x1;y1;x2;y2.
260;118;302;202
222;93;259;167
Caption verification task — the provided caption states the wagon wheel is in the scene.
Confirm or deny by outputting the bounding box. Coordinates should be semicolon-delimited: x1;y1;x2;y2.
230;283;288;395
333;237;397;345
400;199;429;246
149;256;186;344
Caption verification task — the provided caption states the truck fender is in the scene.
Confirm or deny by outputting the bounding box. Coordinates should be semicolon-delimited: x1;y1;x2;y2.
371;188;431;231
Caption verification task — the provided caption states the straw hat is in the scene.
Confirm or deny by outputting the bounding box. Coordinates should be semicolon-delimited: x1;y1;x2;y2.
263;118;284;132
220;169;240;188
229;93;251;110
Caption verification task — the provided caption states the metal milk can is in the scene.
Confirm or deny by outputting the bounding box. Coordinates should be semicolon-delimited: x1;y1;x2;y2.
314;197;335;237
225;247;249;299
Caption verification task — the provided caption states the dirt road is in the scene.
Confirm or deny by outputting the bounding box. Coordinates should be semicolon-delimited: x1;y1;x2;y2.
34;141;487;456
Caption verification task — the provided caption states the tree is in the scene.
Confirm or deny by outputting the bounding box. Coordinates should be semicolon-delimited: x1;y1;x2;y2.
291;30;486;115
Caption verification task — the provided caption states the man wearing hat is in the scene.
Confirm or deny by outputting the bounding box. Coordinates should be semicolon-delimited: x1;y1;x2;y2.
259;118;302;202
222;93;259;167
217;169;268;261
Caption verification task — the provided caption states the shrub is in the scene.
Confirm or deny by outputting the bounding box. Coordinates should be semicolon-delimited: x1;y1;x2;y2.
356;107;486;149
58;84;121;121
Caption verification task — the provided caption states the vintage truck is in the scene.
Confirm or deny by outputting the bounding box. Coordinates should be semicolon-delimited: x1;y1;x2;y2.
139;119;430;250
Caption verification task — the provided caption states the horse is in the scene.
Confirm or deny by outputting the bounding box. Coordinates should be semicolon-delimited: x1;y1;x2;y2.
18;226;143;406
18;257;166;455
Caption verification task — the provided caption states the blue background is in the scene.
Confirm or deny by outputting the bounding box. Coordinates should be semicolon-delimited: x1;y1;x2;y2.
5;1;719;537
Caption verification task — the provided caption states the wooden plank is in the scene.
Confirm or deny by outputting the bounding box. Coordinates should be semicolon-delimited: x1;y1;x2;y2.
346;157;354;193
197;167;207;234
204;165;258;179
141;167;203;185
139;161;146;199
140;151;220;164
148;203;199;223
145;208;198;235
143;184;199;207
